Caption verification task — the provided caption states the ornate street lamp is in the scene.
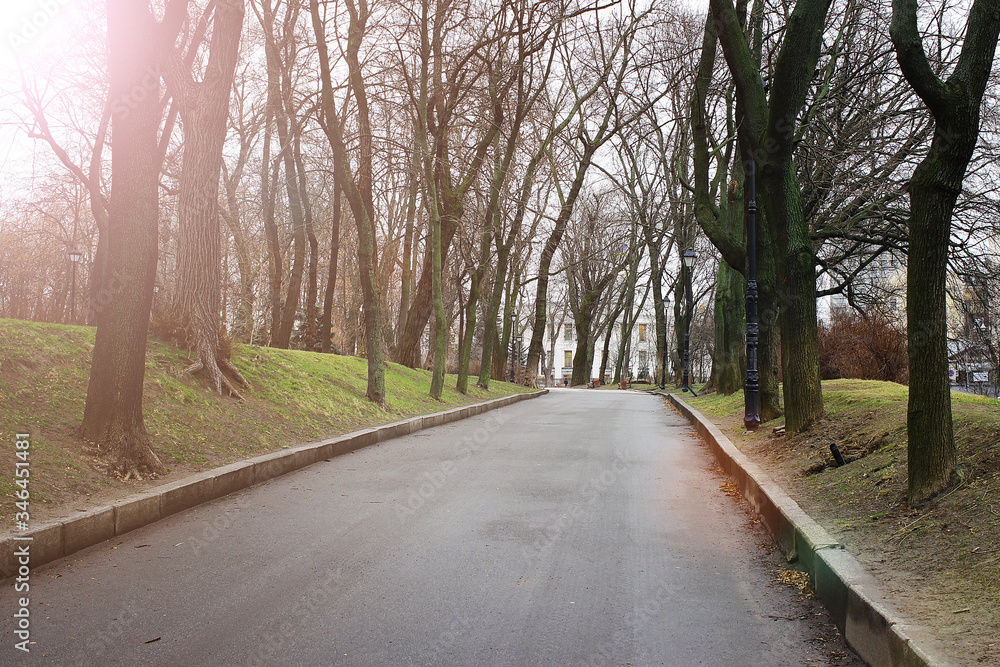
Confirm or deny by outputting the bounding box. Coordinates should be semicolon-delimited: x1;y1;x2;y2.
68;247;82;324
660;293;670;389
682;249;698;396
744;152;761;430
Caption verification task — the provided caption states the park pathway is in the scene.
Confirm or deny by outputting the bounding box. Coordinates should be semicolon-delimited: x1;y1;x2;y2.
2;390;861;666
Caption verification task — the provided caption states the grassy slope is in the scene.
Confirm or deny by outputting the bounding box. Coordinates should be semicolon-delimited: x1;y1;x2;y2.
0;319;530;526
680;379;1000;663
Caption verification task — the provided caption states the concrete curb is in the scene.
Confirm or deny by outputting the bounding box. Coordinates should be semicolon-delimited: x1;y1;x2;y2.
2;389;548;577
666;393;949;667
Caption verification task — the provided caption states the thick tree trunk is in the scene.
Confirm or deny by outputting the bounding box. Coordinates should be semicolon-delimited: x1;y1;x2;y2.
219;184;254;343
170;0;246;397
906;156;959;500
890;0;1000;502
476;243;509;389
571;305;595;386
760;163;823;430
496;267;518;381
599;300;622;384
82;0;182;479
755;219;783;421
710;0;830;429
260;1;306;350
711;260;746;394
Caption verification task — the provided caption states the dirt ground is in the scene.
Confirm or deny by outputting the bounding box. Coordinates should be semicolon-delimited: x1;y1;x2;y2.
705;408;1000;666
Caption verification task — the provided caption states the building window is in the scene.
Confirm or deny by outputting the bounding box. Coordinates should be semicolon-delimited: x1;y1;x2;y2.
564;323;574;340
638;350;648;367
638;323;647;342
564;350;573;368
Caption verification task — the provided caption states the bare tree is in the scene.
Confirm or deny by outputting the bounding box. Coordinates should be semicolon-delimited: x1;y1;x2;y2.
167;0;248;397
81;0;187;478
890;0;1000;501
709;0;834;431
310;0;386;405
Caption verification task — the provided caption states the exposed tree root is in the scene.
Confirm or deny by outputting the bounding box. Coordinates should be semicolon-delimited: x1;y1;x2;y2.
85;430;167;481
184;335;250;400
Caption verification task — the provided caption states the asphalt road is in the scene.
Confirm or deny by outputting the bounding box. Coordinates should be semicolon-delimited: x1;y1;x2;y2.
3;390;861;666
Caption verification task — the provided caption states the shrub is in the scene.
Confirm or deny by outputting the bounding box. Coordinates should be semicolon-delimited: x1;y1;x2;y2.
819;311;909;384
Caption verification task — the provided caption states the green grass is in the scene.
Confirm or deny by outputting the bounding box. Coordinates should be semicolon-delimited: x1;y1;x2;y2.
0;318;532;523
684;378;997;423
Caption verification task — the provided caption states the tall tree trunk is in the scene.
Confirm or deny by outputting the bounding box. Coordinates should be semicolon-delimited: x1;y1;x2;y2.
168;0;247;396
496;267;518;380
711;260;746;394
272;125;306;349
599;294;625;383
261;116;282;345
762;163;823;429
310;0;385;405
259;0;306;350
321;171;341;353
571;297;598;386
710;0;830;430
394;217;459;368
294;132;320;351
524;144;598;386
395;139;420;346
82;0;184;478
890;0;1000;501
220;162;255;343
429;202;447;398
755;210;782;420
476;165;536;389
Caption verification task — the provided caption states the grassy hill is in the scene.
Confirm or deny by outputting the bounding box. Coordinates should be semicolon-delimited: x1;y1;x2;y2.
0;318;529;526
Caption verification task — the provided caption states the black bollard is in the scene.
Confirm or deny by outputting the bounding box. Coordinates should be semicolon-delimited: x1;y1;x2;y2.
830;443;847;467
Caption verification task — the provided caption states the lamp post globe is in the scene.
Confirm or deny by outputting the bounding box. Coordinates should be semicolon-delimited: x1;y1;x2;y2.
682;249;696;269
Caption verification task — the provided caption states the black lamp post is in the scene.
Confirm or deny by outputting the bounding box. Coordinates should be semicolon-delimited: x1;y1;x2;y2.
68;247;82;324
509;320;518;383
682;249;698;396
659;293;670;389
744;151;761;430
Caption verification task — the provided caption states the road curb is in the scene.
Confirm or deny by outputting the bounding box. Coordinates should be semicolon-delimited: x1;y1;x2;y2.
2;389;547;577
666;393;950;667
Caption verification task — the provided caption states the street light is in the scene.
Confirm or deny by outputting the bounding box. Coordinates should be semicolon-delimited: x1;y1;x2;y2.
509;319;519;383
744;151;761;430
68;247;82;324
682;249;698;396
660;293;670;389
